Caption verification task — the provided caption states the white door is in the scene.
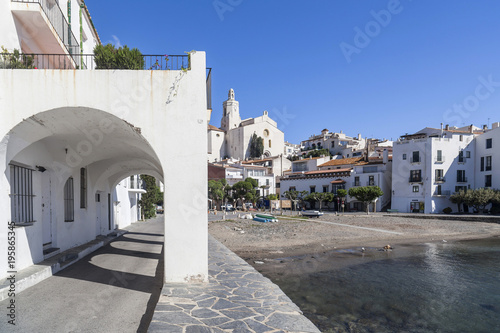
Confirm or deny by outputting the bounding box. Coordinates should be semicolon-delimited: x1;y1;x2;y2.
41;173;52;246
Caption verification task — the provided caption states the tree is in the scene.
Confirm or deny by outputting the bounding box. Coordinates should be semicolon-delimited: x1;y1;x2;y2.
303;148;332;158
94;44;144;69
139;175;162;220
282;190;308;214
348;186;384;214
450;190;467;213
232;177;258;208
267;194;278;200
305;192;334;211
208;179;225;208
337;189;348;198
464;188;497;213
249;133;264;158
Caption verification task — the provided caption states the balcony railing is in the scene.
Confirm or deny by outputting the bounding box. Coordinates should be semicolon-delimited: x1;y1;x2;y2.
433;190;451;196
435;176;446;183
409;177;422;183
0;53;190;70
434;156;445;163
366;181;375;186
457;177;468;183
12;0;80;56
410;157;421;163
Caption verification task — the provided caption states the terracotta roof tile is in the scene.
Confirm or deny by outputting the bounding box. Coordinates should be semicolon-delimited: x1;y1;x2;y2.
318;157;364;167
208;125;224;132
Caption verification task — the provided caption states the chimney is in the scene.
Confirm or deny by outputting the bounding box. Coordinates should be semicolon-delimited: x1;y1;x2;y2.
445;124;449;130
469;124;473;133
483;124;488;131
358;133;362;140
493;122;500;130
383;149;389;164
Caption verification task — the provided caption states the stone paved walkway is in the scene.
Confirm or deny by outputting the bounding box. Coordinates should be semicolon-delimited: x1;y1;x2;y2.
148;236;320;333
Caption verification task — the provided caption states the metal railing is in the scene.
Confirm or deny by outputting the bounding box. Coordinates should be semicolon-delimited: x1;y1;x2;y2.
12;0;80;56
457;177;468;183
434;156;445;163
410;157;421;163
409;177;422;183
0;53;90;69
0;53;190;70
433;190;451;196
435;176;446;182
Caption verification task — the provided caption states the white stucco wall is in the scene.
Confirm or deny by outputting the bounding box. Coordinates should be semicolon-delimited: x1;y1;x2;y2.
0;52;208;282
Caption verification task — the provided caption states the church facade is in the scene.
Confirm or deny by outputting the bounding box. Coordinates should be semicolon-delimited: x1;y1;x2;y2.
208;89;285;162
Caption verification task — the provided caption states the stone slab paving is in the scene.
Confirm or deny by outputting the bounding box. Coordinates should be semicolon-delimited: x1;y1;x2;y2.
149;235;320;333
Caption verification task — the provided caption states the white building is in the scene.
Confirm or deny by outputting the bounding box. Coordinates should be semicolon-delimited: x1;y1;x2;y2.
284;141;302;158
207;89;285;162
301;129;367;158
1;1;209;283
475;124;499;190
113;175;146;229
391;124;498;213
280;153;392;212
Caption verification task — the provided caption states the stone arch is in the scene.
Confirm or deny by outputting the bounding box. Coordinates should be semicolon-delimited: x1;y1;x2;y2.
1;107;164;273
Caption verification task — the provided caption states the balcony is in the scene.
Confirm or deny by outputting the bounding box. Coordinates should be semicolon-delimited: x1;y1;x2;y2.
457;177;468;183
366;181;375;186
409;177;422;183
435;176;446;183
410;157;421;164
11;0;80;56
434;156;445;163
458;158;466;164
433;190;451;196
352;181;360;187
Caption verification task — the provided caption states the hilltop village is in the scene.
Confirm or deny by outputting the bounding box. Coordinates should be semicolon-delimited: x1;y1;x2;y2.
208;89;499;214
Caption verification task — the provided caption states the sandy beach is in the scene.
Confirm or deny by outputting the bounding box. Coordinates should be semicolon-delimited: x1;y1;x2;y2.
208;212;500;262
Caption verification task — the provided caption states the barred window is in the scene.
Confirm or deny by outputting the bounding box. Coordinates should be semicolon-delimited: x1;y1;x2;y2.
10;164;35;223
64;177;74;222
80;168;87;209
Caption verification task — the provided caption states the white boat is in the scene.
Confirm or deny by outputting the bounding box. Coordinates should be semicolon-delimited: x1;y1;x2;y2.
301;210;324;218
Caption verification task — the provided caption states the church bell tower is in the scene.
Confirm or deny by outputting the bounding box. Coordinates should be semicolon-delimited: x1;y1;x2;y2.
221;88;241;132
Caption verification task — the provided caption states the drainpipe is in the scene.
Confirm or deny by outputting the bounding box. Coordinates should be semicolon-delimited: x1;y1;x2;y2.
67;0;72;54
80;2;84;68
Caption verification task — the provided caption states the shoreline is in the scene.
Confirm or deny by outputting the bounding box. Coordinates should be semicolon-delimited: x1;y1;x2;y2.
208;213;500;268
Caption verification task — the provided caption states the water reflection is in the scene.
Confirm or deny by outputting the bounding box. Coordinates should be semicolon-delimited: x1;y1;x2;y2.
270;238;500;333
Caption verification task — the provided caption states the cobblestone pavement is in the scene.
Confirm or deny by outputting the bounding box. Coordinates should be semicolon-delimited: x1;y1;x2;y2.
149;236;320;333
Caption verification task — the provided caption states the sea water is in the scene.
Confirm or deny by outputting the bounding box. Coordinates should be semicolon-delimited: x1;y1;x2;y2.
271;237;500;333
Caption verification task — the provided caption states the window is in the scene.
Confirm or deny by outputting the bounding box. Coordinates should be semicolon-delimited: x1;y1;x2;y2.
80;168;87;209
410;170;421;182
486;138;492;149
458;151;464;163
459;135;463;142
266;179;270;186
412;186;419;192
486;156;492;171
323;185;328;193
354;176;360;186
436;150;443;162
263;129;269;137
310;186;316;193
466;151;471;158
485;175;492;187
368;175;375;186
269;140;272;148
10;164;34;224
457;170;466;183
481;157;485;171
402;154;407;160
436;185;442;195
412;151;420;163
289;186;296;192
64;177;74;222
435;169;444;182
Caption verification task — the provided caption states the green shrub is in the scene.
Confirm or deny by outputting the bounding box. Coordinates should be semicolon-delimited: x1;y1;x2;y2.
94;44;144;70
443;207;452;214
1;47;34;69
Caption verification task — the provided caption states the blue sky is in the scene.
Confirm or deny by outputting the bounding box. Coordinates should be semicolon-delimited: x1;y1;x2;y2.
85;0;500;144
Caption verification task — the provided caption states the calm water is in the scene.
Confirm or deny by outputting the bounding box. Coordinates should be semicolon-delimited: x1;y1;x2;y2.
270;238;500;333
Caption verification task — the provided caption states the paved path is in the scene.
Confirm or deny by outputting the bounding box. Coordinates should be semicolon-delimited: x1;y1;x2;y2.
0;217;164;333
149;235;320;333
